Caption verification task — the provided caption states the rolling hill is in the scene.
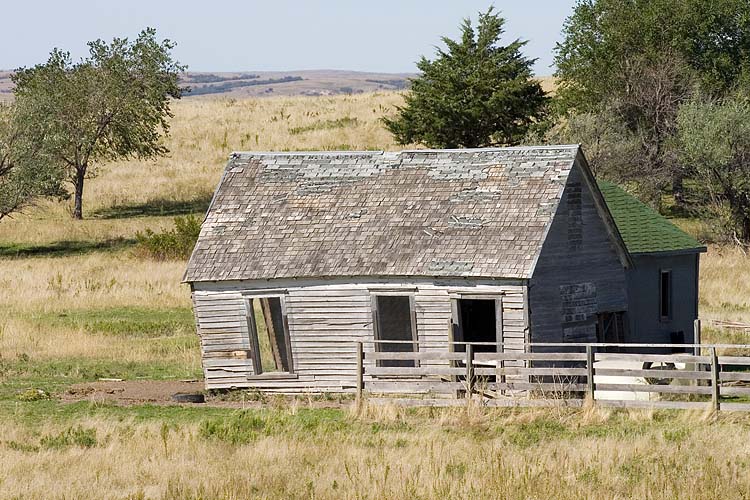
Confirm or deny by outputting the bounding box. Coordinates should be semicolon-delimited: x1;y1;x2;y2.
0;69;414;100
0;69;556;100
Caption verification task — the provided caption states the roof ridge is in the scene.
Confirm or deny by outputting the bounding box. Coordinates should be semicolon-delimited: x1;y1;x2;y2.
229;144;581;158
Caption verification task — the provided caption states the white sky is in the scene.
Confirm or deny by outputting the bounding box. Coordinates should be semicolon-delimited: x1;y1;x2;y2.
1;0;577;75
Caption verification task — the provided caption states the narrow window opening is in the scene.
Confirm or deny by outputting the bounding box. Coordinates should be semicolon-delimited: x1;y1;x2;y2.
248;297;293;374
596;311;626;348
373;295;417;368
659;270;672;321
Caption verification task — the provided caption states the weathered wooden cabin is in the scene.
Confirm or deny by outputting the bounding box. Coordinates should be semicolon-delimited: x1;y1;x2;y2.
183;145;704;391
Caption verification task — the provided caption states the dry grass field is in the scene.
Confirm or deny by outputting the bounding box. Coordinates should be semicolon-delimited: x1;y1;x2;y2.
2;91;750;499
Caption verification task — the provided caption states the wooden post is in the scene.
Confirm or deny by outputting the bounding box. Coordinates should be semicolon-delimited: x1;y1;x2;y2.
356;341;364;403
710;346;720;412
495;297;505;395
465;344;474;397
586;345;595;403
694;319;701;356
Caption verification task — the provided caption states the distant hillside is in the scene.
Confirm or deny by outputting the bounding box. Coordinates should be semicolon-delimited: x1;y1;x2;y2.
180;70;414;97
0;69;557;100
0;71;12;101
0;70;414;100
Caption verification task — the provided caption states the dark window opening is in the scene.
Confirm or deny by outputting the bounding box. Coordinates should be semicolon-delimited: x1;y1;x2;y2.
373;295;417;368
660;270;672;321
454;299;497;353
247;297;293;374
596;311;626;348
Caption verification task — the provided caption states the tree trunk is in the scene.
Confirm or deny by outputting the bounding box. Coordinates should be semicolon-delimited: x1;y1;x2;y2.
73;165;86;220
742;214;750;244
672;173;685;210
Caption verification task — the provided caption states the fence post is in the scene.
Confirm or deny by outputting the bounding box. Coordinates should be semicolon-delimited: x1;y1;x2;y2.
356;341;364;403
586;345;595;403
710;346;720;412
466;344;474;397
694;319;702;356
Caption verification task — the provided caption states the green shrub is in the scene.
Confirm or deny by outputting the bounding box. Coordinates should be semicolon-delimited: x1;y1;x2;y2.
17;388;51;401
289;116;358;135
135;215;201;260
198;409;349;444
503;418;568;448
40;425;98;449
199;412;266;445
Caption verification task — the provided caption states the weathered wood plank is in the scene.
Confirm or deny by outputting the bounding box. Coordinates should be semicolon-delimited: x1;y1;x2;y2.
595;368;712;380
480;367;587;377
594;383;712;395
596;353;709;364
367;381;465;393
489;382;588;392
367;351;465;361
720;402;750;412
474;352;587;362
367;367;464;377
717;356;750;365
720;386;750;396
718;372;750;381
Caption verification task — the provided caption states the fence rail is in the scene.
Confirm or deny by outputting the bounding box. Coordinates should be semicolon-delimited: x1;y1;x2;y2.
354;341;750;412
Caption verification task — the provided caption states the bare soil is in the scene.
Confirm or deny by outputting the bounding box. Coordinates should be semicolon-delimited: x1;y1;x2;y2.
61;379;351;408
62;380;205;405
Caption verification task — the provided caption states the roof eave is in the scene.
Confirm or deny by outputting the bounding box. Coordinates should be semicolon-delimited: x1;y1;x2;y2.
630;247;708;257
184;273;532;285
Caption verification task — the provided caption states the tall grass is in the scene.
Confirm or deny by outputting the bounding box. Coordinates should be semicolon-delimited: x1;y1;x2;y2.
1;406;749;499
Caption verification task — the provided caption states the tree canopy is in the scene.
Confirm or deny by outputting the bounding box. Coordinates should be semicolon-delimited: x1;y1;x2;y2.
678;93;750;242
0;103;65;221
12;28;185;219
550;0;750;214
555;0;750;113
384;8;548;148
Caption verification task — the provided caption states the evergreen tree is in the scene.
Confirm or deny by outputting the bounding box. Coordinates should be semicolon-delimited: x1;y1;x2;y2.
384;8;548;148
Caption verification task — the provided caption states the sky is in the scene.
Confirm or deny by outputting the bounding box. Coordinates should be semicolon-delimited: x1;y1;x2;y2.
0;1;577;75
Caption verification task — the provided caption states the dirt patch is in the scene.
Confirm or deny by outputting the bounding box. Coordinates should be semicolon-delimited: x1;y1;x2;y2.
60;380;352;409
62;380;205;405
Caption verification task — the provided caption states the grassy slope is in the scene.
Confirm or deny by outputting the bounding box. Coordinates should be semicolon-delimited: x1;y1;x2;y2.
2;92;750;498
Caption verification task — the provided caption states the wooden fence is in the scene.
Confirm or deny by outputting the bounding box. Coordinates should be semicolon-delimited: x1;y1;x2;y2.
353;341;750;412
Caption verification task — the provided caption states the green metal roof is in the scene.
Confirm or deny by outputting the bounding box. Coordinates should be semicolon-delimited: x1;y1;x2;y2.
597;180;706;255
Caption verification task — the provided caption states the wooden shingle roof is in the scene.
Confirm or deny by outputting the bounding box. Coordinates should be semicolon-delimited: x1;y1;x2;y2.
184;146;581;282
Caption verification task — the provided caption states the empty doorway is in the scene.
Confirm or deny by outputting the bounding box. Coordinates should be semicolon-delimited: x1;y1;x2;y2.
452;298;499;353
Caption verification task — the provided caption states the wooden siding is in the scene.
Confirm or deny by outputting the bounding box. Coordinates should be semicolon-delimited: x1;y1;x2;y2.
192;279;526;392
529;164;628;346
626;253;699;344
192;292;254;387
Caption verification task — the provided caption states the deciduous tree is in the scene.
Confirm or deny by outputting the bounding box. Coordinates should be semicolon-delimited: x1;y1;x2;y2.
0;103;65;221
554;0;750;205
678;93;750;242
12;28;185;219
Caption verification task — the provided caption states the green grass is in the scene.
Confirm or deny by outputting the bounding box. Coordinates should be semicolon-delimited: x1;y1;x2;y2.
289;116;359;135
0;357;201;403
0;392;700;449
198;408;352;444
26;306;196;338
90;194;212;219
0;238;136;258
